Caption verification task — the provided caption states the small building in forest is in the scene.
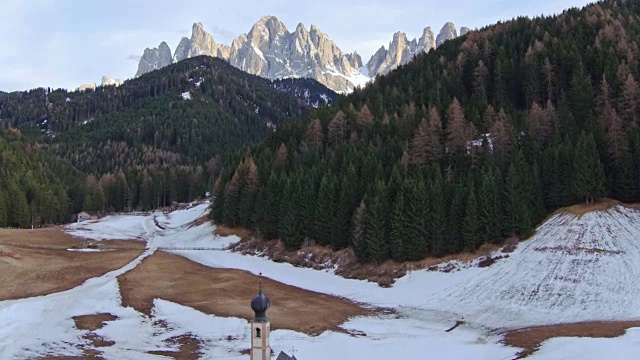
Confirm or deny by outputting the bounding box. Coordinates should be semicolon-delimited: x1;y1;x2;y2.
76;211;100;222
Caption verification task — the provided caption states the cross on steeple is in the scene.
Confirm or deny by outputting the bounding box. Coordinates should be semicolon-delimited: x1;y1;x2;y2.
289;346;297;356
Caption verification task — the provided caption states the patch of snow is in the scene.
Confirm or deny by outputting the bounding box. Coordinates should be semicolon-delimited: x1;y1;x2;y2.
346;71;372;91
427;206;640;329
181;92;192;101
529;328;640;359
66;248;113;252
252;44;265;61
66;214;149;241
3;202;635;358
359;65;370;78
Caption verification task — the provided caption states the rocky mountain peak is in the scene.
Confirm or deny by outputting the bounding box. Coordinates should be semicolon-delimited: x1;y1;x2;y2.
418;27;436;52
367;31;413;76
135;41;173;78
365;21;463;78
101;76;122;87
141;17;507;92
460;27;470;36
192;22;206;37
174;37;191;62
346;51;363;71
436;22;458;47
295;22;308;36
309;24;321;34
249;15;288;44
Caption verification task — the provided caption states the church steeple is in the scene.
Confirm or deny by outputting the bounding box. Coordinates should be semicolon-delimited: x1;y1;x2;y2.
251;282;271;322
250;282;271;360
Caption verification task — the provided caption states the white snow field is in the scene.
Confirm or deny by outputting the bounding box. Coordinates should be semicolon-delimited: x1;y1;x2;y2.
430;205;640;329
1;202;640;358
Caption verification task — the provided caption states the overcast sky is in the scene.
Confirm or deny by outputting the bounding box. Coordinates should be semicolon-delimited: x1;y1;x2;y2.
0;0;592;92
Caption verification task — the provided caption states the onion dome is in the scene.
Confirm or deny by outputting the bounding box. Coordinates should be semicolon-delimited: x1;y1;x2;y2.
251;283;270;322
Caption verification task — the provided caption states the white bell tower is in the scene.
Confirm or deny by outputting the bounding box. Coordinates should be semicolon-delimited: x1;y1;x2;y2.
250;282;271;360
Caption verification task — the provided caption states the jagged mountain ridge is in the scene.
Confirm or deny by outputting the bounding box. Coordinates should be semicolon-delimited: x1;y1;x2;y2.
136;17;467;92
366;23;470;77
137;18;364;93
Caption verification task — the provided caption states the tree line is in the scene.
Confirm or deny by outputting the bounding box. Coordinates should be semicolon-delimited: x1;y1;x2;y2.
212;0;640;263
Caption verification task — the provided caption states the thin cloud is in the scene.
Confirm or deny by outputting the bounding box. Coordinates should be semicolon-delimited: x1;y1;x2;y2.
126;54;140;61
208;25;235;41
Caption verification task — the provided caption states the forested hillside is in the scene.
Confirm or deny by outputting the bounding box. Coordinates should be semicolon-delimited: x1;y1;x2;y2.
0;130;83;226
0;57;333;216
212;0;640;263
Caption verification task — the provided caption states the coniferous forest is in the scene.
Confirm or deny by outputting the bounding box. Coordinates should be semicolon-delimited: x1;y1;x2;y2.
2;1;640;266
212;1;640;262
0;57;330;224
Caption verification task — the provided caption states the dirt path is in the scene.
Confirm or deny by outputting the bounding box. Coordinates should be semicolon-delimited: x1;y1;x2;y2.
503;320;640;358
0;228;145;300
118;251;373;335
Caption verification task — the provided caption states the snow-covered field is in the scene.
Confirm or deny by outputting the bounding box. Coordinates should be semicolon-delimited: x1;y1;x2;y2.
1;202;640;359
430;206;640;329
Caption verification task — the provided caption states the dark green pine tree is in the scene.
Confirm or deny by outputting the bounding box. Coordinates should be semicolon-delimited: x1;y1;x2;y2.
610;156;636;203
390;191;408;262
238;186;255;229
568;62;595;131
445;181;467;254
256;173;281;240
503;160;531;236
463;182;481;251
404;180;429;260
279;179;301;249
9;184;30;228
314;174;337;246
528;162;547;225
365;181;389;263
0;191;8;227
573;132;605;203
351;200;368;262
478;169;502;243
429;167;447;256
333;171;358;250
299;170;318;242
222;187;239;227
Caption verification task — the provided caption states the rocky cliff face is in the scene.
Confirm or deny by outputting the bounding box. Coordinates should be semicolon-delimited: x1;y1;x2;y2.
135;17;366;93
436;22;458;47
174;22;231;62
135;41;173;78
367;31;419;77
366;22;462;77
346;52;363;70
77;83;96;92
101;76;122;87
134;18;464;92
228;16;362;93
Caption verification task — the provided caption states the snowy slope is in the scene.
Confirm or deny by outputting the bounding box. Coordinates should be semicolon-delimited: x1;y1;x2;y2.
428;206;640;329
3;203;640;358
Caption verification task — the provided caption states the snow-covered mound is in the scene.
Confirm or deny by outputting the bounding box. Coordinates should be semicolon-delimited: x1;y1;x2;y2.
429;205;640;329
66;213;150;241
